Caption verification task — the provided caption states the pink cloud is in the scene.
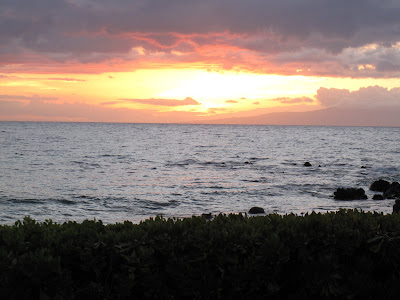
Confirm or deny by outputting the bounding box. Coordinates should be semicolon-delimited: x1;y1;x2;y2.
46;77;86;82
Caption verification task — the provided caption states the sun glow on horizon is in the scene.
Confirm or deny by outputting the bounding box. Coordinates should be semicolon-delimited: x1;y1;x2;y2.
153;70;325;113
2;66;400;123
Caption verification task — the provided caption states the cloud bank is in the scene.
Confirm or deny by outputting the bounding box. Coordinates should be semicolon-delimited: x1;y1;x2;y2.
0;97;202;123
1;0;400;77
2;85;399;125
316;86;400;108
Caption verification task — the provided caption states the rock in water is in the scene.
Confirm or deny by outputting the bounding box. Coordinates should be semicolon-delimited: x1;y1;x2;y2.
372;194;384;200
304;162;312;167
249;207;265;214
393;199;400;213
201;213;213;220
370;179;391;192
384;182;400;199
334;188;368;200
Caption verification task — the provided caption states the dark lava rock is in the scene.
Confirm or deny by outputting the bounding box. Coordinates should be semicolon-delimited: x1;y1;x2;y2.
393;199;400;213
304;162;312;167
384;182;400;199
334;188;368;200
248;207;265;214
372;194;384;200
201;213;213;220
370;179;391;192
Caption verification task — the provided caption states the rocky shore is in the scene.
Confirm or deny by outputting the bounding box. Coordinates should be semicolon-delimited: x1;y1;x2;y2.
333;179;400;201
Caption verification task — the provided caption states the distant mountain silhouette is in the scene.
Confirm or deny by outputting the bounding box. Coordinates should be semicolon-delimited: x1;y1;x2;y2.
195;107;400;127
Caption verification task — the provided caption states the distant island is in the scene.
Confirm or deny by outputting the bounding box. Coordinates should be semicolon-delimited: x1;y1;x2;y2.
190;107;400;127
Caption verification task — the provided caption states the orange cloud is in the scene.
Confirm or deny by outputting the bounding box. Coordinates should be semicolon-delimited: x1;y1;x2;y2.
207;107;229;115
0;94;57;102
101;101;123;106
273;97;314;104
118;97;201;106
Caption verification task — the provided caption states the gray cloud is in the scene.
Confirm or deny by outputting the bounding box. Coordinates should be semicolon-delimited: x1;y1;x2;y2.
1;0;400;77
3;1;397;45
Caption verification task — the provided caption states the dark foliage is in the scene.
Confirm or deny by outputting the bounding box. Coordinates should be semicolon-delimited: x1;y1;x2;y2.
1;210;400;299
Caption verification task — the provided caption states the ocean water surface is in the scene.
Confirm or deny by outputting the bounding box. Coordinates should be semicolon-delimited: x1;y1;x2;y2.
0;122;399;224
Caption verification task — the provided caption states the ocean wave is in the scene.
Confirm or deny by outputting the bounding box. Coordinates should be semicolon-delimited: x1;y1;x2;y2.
1;123;399;224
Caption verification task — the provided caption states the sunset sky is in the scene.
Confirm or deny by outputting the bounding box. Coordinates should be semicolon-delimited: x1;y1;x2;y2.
1;0;400;124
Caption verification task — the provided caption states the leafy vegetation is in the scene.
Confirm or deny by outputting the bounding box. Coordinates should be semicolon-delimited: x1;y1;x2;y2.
1;210;400;299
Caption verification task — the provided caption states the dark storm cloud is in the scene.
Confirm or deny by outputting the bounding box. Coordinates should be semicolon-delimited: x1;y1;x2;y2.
66;0;400;44
1;0;400;77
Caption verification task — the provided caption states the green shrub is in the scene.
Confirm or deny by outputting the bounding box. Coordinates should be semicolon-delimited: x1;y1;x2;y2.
1;210;400;299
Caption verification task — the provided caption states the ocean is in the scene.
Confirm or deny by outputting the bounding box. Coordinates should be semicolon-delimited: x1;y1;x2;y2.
0;122;399;224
